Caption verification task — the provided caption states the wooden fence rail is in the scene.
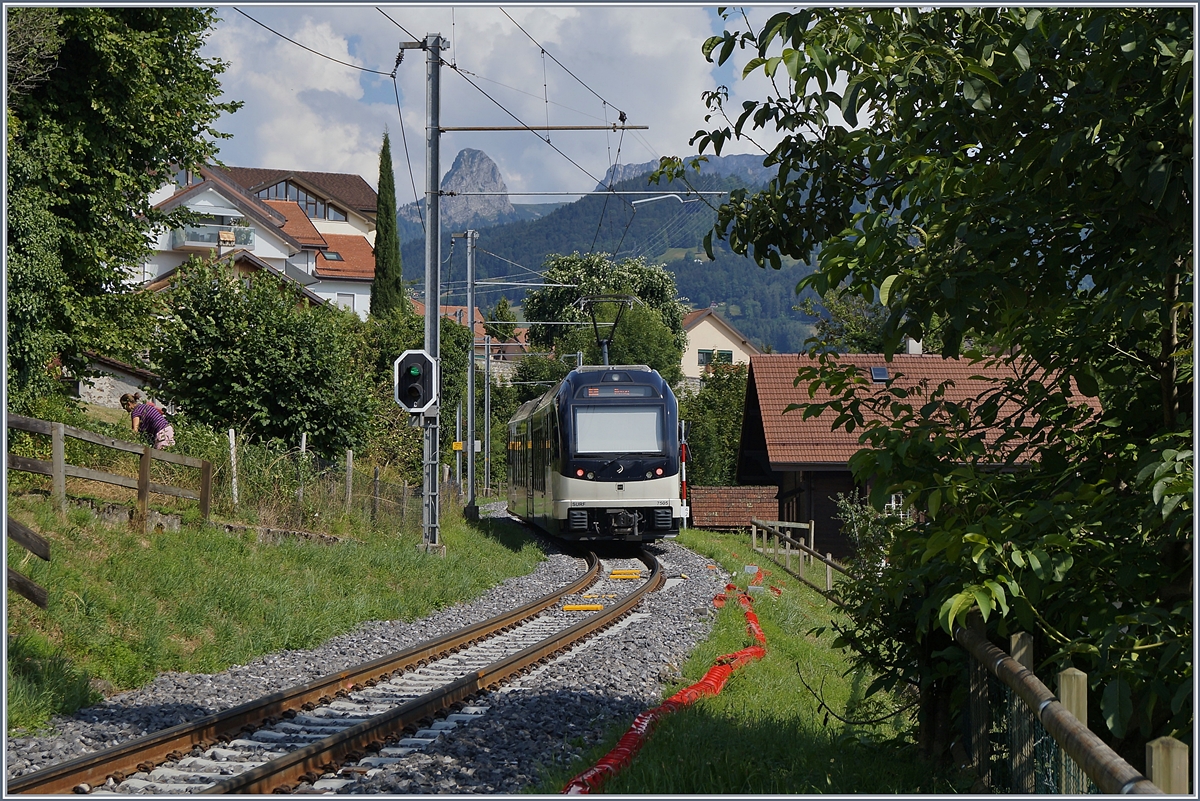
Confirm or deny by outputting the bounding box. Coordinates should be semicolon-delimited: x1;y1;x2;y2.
6;414;212;531
7;516;49;608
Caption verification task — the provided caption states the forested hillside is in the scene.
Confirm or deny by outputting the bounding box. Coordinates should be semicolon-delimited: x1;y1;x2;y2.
400;171;817;352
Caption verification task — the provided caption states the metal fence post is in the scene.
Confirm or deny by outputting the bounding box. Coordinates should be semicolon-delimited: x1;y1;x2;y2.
345;448;353;513
1059;668;1089;794
228;428;238;508
1147;737;1190;794
51;421;66;516
968;613;990;787
825;553;833;591
373;466;380;524
1010;633;1035;793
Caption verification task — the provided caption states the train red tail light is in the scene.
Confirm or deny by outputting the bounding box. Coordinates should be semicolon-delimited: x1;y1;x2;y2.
655;467;663;476
576;468;585;477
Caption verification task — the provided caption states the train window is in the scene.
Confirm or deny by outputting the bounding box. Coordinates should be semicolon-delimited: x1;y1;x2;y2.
573;406;665;454
575;385;655;398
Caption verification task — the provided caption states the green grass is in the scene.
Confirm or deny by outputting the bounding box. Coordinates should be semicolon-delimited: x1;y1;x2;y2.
6;493;544;735
530;527;970;794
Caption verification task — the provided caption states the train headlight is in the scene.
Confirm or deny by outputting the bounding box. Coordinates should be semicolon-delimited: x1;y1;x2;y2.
655;467;664;476
586;472;595;480
645;471;653;478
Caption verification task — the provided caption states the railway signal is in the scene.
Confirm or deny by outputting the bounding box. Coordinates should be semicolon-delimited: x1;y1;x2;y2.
394;350;438;415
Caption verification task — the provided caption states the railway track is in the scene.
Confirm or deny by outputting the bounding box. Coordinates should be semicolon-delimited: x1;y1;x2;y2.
9;548;663;795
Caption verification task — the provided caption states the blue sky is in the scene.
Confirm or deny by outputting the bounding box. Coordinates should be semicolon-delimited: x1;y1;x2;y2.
203;5;783;202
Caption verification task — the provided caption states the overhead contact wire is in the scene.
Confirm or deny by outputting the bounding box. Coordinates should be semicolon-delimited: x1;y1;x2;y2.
236;9;393;76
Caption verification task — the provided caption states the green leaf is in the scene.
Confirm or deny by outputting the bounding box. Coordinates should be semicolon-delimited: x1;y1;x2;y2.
927;488;942;519
1012;42;1030;70
971;585;992;622
1101;677;1133;738
1074;369;1099;397
879;274;899;305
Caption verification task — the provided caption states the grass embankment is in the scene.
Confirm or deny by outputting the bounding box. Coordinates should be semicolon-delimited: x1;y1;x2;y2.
6;492;543;736
532;527;968;794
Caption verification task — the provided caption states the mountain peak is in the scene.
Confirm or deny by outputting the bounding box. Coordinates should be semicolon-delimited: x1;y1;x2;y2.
399;148;517;231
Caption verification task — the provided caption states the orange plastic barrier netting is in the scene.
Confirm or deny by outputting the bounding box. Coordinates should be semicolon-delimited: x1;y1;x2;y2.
561;593;767;794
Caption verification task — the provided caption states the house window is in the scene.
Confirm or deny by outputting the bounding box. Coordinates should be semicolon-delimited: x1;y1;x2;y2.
336;293;355;311
256;181;346;221
323;251;344;261
698;349;733;366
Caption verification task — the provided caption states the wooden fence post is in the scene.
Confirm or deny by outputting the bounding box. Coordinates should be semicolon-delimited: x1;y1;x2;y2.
825;553;833;591
1010;633;1035;793
51;421;66;516
199;460;212;522
137;446;151;533
750;524;757;553
345;449;353;513
809;521;816;565
785;536;791;572
1147;737;1190;794
1059;667;1089;794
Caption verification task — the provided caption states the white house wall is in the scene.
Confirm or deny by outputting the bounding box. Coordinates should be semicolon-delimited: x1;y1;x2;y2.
311;281;372;320
681;317;757;380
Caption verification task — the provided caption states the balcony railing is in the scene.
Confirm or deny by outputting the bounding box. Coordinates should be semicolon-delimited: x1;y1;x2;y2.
170;224;254;251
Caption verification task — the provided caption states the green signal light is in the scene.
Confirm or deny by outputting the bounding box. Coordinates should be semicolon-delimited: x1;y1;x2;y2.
407;365;422;377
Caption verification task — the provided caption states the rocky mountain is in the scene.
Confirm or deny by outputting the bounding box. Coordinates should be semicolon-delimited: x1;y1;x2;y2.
594;153;774;191
398;148;540;242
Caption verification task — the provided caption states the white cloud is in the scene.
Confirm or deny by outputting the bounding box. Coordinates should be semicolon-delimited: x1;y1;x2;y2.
205;6;787;197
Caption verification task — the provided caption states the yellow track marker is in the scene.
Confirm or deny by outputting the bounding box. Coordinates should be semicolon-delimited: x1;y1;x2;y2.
563;604;604;611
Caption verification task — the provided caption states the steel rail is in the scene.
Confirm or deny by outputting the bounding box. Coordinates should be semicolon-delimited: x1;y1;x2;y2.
203;548;663;794
8;553;601;795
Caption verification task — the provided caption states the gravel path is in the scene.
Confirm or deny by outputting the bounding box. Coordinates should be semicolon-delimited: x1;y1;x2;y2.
6;504;733;793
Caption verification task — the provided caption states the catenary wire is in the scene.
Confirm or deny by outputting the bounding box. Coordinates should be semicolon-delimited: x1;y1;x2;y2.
375;7;419;42
235;9;393;76
392;75;425;231
498;8;625;118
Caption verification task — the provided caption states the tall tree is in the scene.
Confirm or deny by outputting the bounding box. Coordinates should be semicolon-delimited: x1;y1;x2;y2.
483;296;518;342
152;258;372;458
522;252;688;353
678;362;748;485
6;8;240;412
687;7;1192;763
370;131;406;318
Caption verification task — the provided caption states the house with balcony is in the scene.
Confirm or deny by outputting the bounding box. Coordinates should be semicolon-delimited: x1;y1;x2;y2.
143;165;379;319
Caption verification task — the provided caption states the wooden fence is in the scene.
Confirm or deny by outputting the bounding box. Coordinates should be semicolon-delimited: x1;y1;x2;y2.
749;519;1187;795
750;518;847;601
7;516;49;608
6;414;212;532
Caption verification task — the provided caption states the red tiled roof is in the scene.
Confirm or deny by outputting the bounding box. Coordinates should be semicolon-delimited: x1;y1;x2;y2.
682;308;709;328
410;300;487;337
314;234;374;280
216;167;378;215
263;200;328;247
689;485;778;530
745;352;1037;468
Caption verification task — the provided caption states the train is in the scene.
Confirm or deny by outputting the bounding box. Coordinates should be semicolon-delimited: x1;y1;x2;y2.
506;364;688;542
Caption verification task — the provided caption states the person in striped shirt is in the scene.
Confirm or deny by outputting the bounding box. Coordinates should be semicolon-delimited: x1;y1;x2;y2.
120;393;176;449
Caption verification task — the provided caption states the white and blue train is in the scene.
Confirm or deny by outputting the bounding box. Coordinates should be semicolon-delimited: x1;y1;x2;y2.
507;365;688;542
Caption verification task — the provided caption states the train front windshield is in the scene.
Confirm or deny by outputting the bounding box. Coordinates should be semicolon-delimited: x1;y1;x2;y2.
573;406;664;455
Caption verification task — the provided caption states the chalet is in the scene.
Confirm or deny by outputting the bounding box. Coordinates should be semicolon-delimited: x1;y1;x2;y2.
736;351;1026;558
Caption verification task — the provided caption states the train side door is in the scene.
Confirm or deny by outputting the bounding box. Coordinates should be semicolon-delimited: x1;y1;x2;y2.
525;420;535;519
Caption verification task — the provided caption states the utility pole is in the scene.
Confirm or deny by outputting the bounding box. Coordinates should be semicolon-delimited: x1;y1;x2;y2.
398;33;446;554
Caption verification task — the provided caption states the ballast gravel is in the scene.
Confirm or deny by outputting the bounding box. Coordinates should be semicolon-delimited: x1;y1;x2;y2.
6;503;735;794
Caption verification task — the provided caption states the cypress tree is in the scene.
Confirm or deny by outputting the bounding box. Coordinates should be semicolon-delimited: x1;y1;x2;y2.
370;132;405;317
